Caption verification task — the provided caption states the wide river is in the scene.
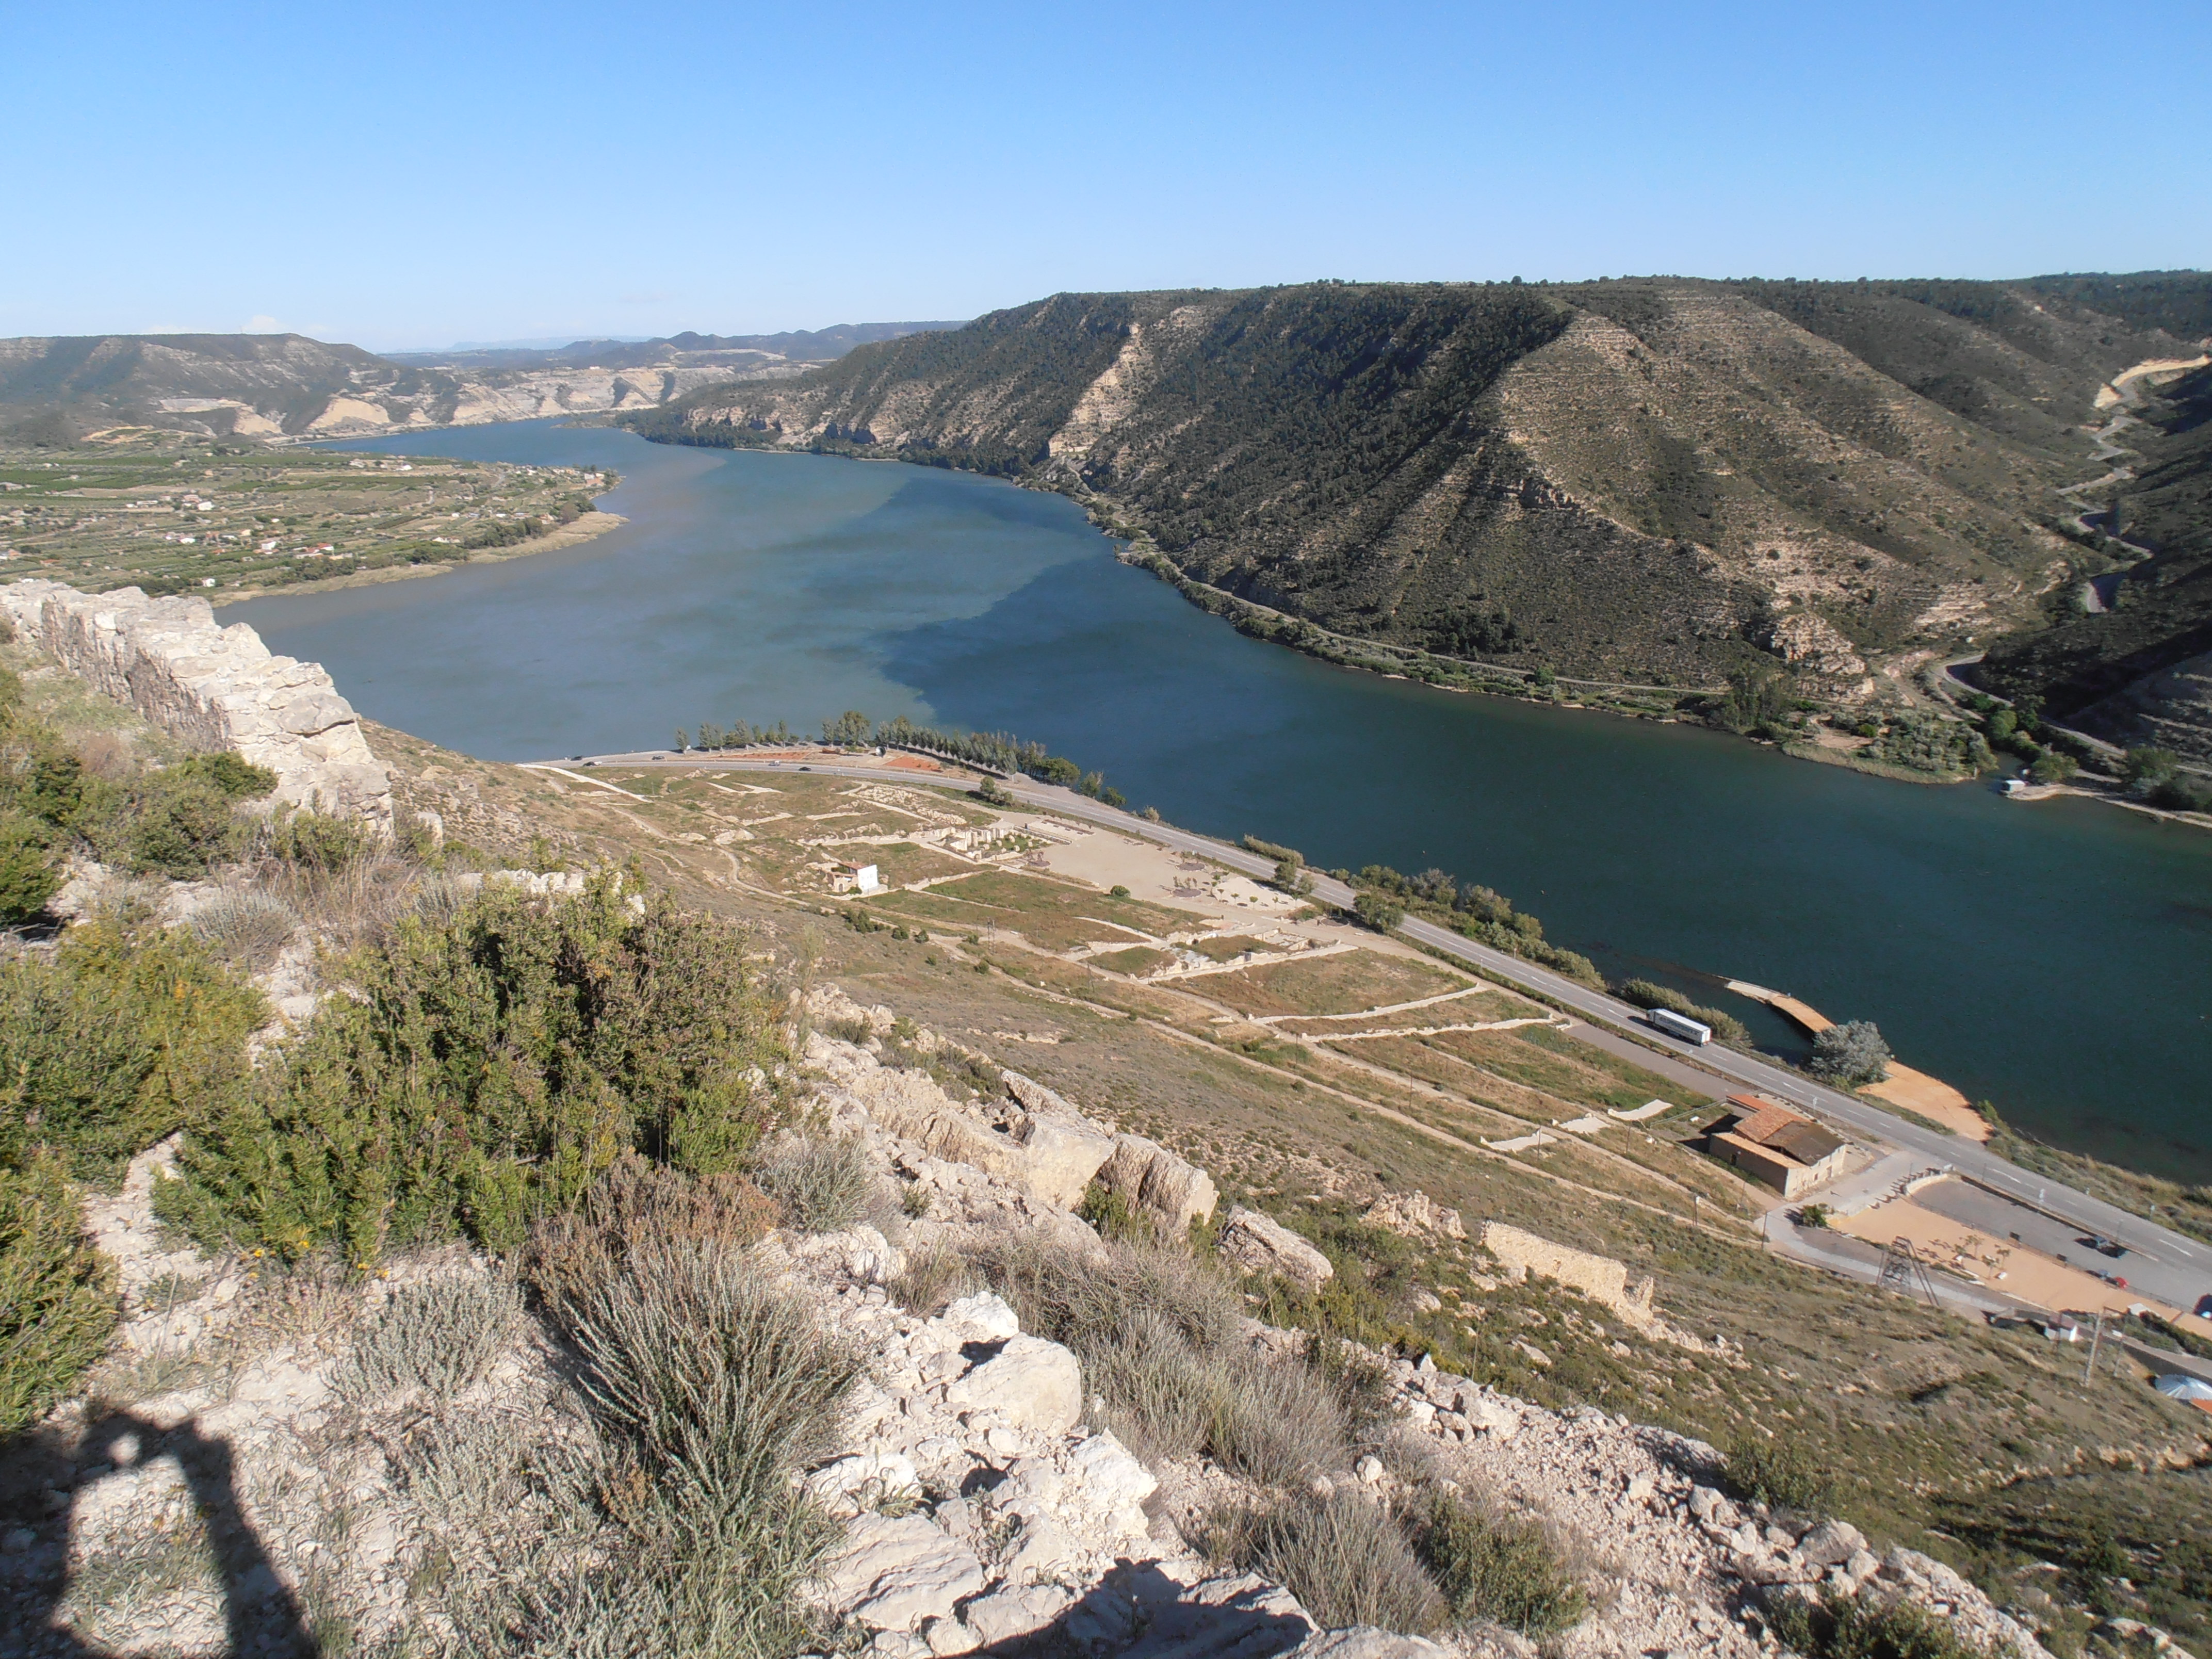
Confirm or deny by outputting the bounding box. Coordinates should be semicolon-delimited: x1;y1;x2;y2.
234;421;2212;1179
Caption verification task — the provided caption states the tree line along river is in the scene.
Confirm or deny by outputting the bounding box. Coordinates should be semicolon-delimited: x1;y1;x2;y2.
230;420;2212;1181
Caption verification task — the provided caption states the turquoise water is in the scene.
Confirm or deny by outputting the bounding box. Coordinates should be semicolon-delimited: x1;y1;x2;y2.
233;421;2212;1179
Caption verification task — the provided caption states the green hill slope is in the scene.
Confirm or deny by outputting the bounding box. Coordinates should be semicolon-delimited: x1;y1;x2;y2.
632;275;2212;707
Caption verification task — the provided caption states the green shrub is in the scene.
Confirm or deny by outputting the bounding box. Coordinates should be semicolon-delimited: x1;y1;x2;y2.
0;811;63;924
0;917;263;1177
270;808;374;872
157;875;792;1262
1810;1020;1892;1086
0;1153;119;1434
1078;1177;1153;1243
1207;1491;1444;1633
76;752;277;879
1354;890;1405;931
1411;1491;1587;1635
1766;1589;1990;1659
2028;751;2079;785
1725;1432;1834;1510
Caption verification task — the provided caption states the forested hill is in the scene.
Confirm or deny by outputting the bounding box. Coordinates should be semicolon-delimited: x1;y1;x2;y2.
629;274;2212;722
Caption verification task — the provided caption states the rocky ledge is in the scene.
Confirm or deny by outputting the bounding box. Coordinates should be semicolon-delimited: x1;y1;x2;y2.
0;579;392;829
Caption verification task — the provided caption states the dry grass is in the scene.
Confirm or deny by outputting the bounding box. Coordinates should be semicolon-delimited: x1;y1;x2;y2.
754;1135;885;1233
1206;1490;1445;1633
336;1271;525;1405
189;886;300;972
1198;950;1472;1018
969;1231;1353;1483
888;1242;979;1316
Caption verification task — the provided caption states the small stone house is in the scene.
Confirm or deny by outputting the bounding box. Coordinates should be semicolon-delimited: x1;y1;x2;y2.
1699;1094;1849;1197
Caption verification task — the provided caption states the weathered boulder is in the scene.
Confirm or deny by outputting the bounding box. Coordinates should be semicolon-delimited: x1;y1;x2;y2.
944;1335;1083;1434
1098;1132;1218;1233
1798;1518;1869;1568
824;1514;987;1632
1218;1206;1335;1292
1363;1190;1467;1242
1286;1631;1452;1658
965;1582;1078;1645
937;1291;1022;1343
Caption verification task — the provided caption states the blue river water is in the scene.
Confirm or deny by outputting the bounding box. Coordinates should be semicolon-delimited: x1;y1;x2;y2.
231;421;2212;1179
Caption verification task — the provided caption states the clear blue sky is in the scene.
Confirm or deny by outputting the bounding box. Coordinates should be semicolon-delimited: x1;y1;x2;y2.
4;1;2205;350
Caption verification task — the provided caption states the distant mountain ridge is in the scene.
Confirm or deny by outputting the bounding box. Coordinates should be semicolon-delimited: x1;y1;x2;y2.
0;320;965;444
382;321;965;373
628;273;2212;744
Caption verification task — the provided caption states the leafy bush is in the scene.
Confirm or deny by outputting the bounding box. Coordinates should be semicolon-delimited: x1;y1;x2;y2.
2150;772;2212;812
1351;863;1604;986
1618;979;1751;1045
76;752;276;879
157;876;792;1262
337;1271;525;1404
0;812;63;924
0;917;263;1177
1353;890;1405;931
1765;1589;1989;1659
0;1153;118;1433
1810;1020;1892;1086
1410;1490;1587;1635
1725;1432;1834;1510
754;1136;881;1233
1207;1491;1444;1633
269;808;375;872
2027;751;2079;785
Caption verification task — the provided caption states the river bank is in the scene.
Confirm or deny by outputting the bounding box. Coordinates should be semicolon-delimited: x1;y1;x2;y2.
230;420;2212;1181
212;508;626;606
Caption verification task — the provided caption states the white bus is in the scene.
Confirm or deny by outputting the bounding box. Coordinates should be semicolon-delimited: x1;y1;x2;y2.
1646;1006;1713;1046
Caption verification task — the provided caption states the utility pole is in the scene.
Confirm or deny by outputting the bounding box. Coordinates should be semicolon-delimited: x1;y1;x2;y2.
2085;1308;2106;1382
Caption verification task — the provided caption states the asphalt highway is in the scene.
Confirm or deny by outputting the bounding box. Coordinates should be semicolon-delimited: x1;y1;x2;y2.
543;748;2212;1319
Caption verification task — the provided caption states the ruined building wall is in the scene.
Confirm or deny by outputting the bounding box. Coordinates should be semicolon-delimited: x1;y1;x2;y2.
0;580;392;830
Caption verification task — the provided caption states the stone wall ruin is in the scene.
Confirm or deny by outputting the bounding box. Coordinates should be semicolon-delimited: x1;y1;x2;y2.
0;579;392;831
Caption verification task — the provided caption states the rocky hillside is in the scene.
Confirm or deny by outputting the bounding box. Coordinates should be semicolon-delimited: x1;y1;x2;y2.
4;595;2208;1656
1972;360;2212;761
637;275;2212;708
0;321;956;445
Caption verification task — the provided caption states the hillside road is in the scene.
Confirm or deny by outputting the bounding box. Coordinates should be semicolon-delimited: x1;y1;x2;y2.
547;749;2212;1320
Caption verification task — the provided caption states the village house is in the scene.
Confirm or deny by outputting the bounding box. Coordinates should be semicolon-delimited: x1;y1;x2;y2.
1698;1093;1850;1197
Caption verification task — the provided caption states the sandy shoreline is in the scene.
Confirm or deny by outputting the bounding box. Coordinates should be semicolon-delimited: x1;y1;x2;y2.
211;510;625;606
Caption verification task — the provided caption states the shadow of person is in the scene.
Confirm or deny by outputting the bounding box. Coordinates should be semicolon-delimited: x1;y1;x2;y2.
9;1407;314;1657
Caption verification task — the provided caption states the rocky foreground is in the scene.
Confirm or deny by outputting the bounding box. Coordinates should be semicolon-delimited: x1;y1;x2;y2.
0;974;2058;1659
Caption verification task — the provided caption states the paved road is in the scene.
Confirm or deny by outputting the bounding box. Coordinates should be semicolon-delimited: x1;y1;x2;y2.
1909;1177;2203;1313
544;748;2212;1316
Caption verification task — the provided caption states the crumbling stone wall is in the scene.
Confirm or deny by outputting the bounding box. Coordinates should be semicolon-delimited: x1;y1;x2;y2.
1479;1219;1656;1326
0;580;392;831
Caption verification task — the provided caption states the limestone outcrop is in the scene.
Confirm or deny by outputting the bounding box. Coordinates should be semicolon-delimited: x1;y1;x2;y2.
1218;1205;1335;1293
1098;1131;1219;1234
0;580;392;830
